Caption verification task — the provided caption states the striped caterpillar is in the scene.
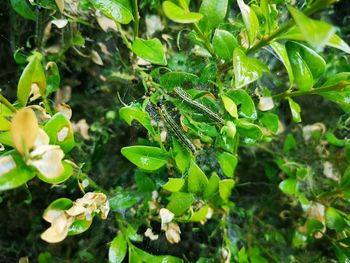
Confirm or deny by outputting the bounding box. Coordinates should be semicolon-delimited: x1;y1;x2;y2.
156;102;197;154
174;87;225;125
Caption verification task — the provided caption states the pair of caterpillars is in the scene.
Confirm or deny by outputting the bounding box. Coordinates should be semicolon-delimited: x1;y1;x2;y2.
157;87;224;154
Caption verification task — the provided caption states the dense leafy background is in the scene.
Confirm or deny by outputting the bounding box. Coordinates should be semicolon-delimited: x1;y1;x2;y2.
0;0;350;262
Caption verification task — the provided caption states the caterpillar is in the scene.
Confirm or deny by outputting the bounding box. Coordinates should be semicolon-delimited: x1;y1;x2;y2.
157;102;197;154
174;87;225;125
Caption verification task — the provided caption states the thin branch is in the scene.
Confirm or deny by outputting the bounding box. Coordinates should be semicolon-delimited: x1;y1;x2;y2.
272;81;349;100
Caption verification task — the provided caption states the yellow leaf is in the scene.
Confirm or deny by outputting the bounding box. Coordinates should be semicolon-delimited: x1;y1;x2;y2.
55;0;65;13
11;108;39;154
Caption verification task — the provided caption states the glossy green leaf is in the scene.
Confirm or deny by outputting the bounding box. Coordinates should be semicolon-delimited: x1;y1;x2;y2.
279;178;297;195
119;103;155;134
218;152;237;178
326;207;347;232
68;219;92;235
0;150;35;191
237;0;259;46
163;1;203;24
212;29;238;60
10;0;36;21
131;246;183;263
270;42;294;87
286;43;313;91
167;192;195;216
90;0;133;24
286;41;326;82
288;6;335;51
260;112;279;134
121;146;169;171
17;53;46;106
199;0;228;31
109;191;140;210
190;205;209;222
109;233;127;263
44;113;75;153
233;48;268;89
235;119;263;143
204;173;220;199
288;98;301;123
219;179;235;201
162;178;185;192
187;160;209;193
44;198;73;213
132;38;167;66
222;95;238;118
226;90;257;120
160;71;199;91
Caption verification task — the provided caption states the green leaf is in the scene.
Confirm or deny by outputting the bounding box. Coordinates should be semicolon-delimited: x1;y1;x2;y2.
235;119;263;143
173;139;191;174
131;246;183;263
222;95;238;118
327;34;350;54
90;0;133;24
167;192;195;216
218;152;237;178
288;6;335;51
219;179;235;201
199;0;228;31
226;89;257;120
44;113;75;153
37;160;73;184
121;146;169;171
17;53;46;106
326;207;347;232
286;41;326;89
190;205;209;222
237;0;259;46
204;173;220;199
109;191;140;210
279;178;297;195
233;48;268;89
109;233;127;263
288;98;301;123
277;26;350;54
212;29;238;60
119;103;155;134
0;150;35;191
270;42;294;87
260;112;279;134
10;0;36;21
163;1;203;24
44;198;73;213
68;219;92;235
162;178;185;192
46;62;61;94
160;71;199;91
132;38;167;66
187;160;209;193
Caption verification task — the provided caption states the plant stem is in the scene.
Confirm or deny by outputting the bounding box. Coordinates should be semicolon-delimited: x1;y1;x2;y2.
132;0;140;40
272;81;349;100
193;23;215;56
116;23;133;51
0;93;17;112
246;0;336;54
